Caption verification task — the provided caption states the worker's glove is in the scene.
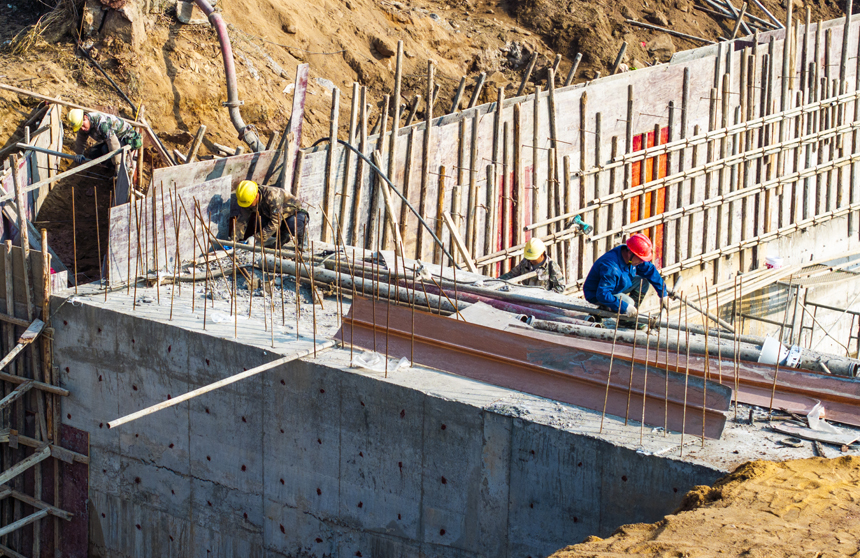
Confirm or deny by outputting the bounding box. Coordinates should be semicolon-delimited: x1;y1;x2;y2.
667;289;678;300
623;305;638;319
536;267;548;281
73;154;86;164
661;296;671;310
245;236;257;248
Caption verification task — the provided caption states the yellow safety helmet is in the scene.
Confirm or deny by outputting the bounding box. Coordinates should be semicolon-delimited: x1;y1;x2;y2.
236;180;259;208
524;237;546;260
67;109;84;132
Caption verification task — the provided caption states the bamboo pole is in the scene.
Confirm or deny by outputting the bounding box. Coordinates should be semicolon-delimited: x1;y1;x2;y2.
341;83;359;241
323;87;340;243
417;62;435;260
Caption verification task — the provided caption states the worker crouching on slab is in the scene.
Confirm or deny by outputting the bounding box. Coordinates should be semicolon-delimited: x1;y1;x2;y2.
583;233;673;328
499;238;566;293
67;109;142;168
233;180;309;249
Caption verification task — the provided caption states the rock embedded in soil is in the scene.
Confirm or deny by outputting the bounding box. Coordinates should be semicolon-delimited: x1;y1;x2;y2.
372;35;397;58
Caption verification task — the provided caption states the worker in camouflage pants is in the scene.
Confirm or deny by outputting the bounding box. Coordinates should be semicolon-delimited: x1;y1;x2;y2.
67;109;142;168
233;180;309;249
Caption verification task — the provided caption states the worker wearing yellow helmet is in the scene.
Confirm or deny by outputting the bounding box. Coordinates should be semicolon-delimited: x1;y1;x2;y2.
66;108;142;168
233;180;309;249
499;237;566;293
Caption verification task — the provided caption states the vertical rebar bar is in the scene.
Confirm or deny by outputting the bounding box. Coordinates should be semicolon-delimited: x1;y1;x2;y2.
233;220;238;338
311;241;317;356
640;312;651;445
734;275;741;420
600;304;623;434
624;317;639;426
768;276;794;416
681;302;691;457
71;186;78;294
94;185;102;292
698;285;709;448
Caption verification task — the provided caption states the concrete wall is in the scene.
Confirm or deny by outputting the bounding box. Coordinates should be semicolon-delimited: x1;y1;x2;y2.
53;301;723;558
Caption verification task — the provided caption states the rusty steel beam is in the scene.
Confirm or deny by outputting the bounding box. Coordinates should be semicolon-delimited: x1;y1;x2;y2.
511;325;860;428
339;297;731;438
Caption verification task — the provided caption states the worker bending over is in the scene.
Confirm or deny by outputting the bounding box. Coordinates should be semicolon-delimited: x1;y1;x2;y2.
67;109;142;167
233;180;309;249
583;233;672;324
499;238;566;293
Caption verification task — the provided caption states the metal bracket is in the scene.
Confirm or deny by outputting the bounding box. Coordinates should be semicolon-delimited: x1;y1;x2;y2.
222;100;245;108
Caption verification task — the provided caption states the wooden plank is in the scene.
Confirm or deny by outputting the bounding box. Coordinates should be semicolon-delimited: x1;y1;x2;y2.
287;63;310;195
2;487;72;521
0;445;50;486
417;62;435;260
442;211;478;273
0;381;34;412
0;509;49;538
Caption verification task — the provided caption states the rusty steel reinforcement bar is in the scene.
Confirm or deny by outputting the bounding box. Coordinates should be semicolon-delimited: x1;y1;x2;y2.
340;296;730;437
262;254;467;314
520;317;859;377
514;325;860;427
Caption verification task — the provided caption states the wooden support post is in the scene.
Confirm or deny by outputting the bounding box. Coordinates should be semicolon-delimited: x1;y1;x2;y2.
513;103;524;251
357;86;369;247
484;164;498;275
532;85;542;234
516;53;538;97
624;85;634;228
434;166;447;265
185;125;207;163
399;131;416;242
593;112;602;265
502;122;512;274
492;86;505;167
371;151;403;258
417;62;435;260
467;112;479;256
369;94;390;247
610;42;628;75
387;41;404;245
323;87;340;243
450;76;466;113
564;53;583;87
442;211;478;272
342;83;360;242
468;73;487;109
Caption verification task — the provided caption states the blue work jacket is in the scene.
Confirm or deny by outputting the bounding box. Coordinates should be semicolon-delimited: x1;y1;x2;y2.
582;246;666;314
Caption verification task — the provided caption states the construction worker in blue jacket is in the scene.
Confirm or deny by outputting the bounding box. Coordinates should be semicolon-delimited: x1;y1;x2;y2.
583;233;673;325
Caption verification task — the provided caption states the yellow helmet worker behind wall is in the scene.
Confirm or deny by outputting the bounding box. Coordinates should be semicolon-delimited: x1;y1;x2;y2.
523;237;546;261
67;109;84;132
236;180;259;208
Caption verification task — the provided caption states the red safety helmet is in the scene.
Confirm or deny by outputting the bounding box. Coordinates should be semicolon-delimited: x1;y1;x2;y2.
626;233;653;262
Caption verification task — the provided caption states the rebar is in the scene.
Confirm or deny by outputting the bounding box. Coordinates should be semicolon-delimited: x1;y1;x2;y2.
599;304;623;434
640;312;651;446
71;186;77;294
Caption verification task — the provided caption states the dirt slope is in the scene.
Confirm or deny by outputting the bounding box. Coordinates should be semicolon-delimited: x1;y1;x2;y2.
0;0;846;162
552;457;860;558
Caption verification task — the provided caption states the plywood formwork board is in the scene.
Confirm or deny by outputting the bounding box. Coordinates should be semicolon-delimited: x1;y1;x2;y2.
106;176;233;285
0;245;66;319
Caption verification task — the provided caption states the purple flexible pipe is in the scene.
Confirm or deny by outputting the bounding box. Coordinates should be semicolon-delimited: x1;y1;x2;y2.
194;0;265;153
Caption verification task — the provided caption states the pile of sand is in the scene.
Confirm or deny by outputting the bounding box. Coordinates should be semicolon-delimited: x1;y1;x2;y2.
552;457;860;557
